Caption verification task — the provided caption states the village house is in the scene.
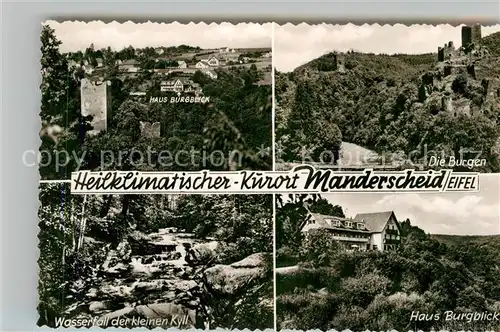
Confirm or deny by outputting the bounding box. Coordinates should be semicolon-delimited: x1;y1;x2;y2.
195;60;210;69
177;60;187;69
119;59;139;73
155;48;164;55
219;47;236;54
196;56;220;69
96;58;104;68
207;56;220;67
202;69;218;80
261;51;272;58
160;79;202;94
160;79;184;93
154;68;173;75
301;210;402;251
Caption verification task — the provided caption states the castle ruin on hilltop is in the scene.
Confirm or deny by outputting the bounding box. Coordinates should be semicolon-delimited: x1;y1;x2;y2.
419;24;499;117
334;53;346;73
461;24;482;51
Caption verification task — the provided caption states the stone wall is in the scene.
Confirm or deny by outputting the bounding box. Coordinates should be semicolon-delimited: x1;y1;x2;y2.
140;121;161;138
81;78;111;135
438;41;456;62
334;53;345;73
461;24;482;50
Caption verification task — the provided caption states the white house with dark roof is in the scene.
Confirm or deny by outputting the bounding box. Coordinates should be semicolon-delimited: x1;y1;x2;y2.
195;60;210;69
302;210;402;251
160;79;184;93
119;59;139;72
206;56;219;67
202;69;218;80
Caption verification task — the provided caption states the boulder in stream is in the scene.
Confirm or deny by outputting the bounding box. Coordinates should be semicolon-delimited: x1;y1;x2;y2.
203;253;267;295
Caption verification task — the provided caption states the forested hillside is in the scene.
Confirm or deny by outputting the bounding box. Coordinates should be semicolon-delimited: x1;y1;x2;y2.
39;25;272;180
276;32;500;171
275;194;500;331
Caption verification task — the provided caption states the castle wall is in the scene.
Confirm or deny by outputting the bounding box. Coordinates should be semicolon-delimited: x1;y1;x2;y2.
461;24;482;50
334;54;345;73
452;98;471;116
471;24;482;45
466;64;476;79
441;96;453;113
140;121;161;138
462;26;472;48
81;78;111;135
438;42;456;62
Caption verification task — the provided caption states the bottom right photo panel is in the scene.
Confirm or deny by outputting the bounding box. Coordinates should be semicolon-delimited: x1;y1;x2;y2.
275;174;500;331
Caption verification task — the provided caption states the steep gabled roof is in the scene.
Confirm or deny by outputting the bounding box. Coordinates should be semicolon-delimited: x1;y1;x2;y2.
354;211;396;233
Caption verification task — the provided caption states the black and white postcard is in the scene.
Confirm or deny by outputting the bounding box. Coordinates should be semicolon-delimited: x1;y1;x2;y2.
38;182;273;329
37;20;500;332
275;24;500;172
39;21;272;181
275;174;500;331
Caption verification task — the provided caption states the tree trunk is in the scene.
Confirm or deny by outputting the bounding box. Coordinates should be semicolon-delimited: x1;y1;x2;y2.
100;194;112;218
77;195;88;252
121;195;130;216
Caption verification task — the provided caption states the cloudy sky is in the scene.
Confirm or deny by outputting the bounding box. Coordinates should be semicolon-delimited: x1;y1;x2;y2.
275;23;500;72
322;174;500;236
44;21;271;52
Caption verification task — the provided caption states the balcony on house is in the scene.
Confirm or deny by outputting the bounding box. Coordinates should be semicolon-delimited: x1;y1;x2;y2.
330;233;370;243
385;228;399;235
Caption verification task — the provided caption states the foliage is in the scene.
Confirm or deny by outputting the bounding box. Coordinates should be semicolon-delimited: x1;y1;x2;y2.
276;195;500;330
39;26;272;180
38;185;273;329
276;37;500;171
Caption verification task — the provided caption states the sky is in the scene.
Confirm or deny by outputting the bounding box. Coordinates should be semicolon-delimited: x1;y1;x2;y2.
44;21;272;52
275;23;500;72
319;174;500;236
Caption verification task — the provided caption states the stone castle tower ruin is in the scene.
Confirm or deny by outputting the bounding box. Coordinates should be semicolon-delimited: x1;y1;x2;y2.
425;24;499;118
80;78;111;135
438;41;456;62
333;52;345;73
461;24;482;50
437;24;483;62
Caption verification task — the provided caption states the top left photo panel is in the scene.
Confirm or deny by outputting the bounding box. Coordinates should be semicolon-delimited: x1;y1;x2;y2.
39;21;273;180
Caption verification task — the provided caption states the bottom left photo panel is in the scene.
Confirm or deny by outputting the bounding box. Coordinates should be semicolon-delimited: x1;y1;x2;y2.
37;183;274;330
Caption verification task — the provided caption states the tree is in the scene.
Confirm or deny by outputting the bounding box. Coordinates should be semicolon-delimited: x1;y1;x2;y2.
300;229;340;267
40;25;69;122
308;198;345;217
452;73;468;94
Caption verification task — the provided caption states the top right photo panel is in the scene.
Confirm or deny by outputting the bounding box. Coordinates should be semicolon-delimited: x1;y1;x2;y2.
274;24;500;172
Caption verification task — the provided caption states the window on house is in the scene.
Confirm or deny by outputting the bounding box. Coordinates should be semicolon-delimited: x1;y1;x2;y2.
345;221;352;228
373;245;378;250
